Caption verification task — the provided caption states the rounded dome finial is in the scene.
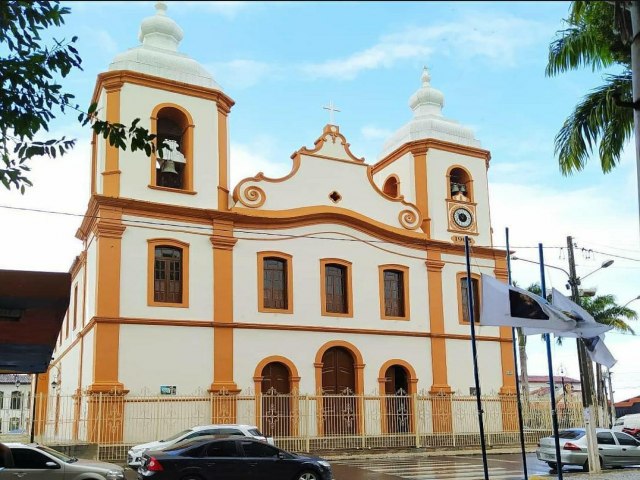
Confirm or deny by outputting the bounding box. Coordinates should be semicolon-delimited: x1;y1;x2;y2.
138;0;184;51
421;66;431;86
155;1;168;15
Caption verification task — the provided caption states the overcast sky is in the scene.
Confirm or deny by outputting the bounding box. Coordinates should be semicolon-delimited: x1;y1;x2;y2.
0;1;638;401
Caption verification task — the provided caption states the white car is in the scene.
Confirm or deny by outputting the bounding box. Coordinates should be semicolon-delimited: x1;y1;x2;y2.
127;424;273;468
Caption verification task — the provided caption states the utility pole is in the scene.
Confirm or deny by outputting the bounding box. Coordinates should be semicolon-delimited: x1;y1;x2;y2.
606;369;616;427
567;236;601;472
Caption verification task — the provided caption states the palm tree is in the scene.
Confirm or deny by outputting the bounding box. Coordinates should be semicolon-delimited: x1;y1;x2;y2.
546;1;633;174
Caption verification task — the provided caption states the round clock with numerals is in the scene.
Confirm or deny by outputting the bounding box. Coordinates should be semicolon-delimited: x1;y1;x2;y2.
452;207;473;229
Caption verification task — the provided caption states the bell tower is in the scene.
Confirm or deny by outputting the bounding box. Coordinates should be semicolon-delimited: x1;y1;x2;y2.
90;1;234;210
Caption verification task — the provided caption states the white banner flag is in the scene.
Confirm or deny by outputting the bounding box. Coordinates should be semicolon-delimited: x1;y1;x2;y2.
480;274;576;331
583;335;617;368
523;289;612;338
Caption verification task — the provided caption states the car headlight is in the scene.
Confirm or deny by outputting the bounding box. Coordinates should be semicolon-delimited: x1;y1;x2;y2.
317;460;331;468
106;470;125;480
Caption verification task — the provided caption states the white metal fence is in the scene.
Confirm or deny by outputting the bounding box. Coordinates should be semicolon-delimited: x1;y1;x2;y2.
0;392;584;462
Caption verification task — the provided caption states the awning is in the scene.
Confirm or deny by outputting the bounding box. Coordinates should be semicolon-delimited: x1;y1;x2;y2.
0;269;71;373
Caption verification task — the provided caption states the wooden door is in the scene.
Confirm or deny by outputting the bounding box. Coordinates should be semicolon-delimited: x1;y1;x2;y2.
261;362;290;437
385;365;410;433
322;347;356;435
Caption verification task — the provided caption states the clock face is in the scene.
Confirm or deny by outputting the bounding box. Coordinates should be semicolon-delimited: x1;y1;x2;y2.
453;207;473;229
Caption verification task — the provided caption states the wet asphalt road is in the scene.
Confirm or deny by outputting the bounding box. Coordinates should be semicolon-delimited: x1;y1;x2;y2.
123;452;549;479
123;452;639;479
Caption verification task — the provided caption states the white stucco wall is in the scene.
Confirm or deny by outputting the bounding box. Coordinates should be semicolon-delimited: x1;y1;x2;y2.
81;329;94;388
372;152;415;205
233;224;429;333
425;149;491;245
440;253;501;337
119;324;213;395
445;339;503;394
56;344;81;397
119;215;213;320
99;83;221;209
234;328;432;395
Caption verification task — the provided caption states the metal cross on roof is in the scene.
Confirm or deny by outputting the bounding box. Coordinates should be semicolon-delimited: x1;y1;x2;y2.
323;100;341;125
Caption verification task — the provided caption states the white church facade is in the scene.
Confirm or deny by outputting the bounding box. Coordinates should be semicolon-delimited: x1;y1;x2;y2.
39;3;516;444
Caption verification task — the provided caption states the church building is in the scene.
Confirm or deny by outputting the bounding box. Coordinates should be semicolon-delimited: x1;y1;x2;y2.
42;2;515;443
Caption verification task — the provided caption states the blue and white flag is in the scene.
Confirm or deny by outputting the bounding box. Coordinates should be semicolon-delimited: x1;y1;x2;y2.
480;274;576;331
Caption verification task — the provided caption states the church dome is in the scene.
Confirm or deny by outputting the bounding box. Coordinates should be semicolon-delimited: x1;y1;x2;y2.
109;1;221;90
379;68;480;158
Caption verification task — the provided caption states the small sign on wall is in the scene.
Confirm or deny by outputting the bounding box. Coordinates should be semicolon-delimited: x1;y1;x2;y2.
160;385;177;395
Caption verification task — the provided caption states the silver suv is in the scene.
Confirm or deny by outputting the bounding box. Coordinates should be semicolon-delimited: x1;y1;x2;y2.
127;424;273;468
0;443;125;479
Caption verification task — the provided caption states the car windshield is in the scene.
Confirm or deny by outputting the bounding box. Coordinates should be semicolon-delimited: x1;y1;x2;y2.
36;445;75;463
558;430;585;439
162;429;192;442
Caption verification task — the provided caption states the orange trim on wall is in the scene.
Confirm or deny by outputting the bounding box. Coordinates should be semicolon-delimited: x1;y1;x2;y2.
426;252;451;394
319;258;353;318
103;86;121;197
412;150;430;236
257;251;293;314
147;238;190;308
378;264;410;321
89;207;125;393
217;108;230;210
495;257;516;395
313;339;365;394
377;359;418;395
210;220;239;394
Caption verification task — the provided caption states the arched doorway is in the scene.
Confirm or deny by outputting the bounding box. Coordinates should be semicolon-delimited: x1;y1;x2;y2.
384;365;410;433
260;362;290;437
322;347;356;435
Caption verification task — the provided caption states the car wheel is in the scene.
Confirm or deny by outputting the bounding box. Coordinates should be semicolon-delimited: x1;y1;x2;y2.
583;457;604;472
547;461;557;470
295;470;319;480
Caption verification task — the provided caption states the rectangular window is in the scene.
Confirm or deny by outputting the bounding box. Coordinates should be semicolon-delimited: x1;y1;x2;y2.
257;252;293;314
263;258;287;309
154;247;182;303
72;284;78;331
325;264;347;314
10;391;21;410
384;270;405;317
460;276;480;323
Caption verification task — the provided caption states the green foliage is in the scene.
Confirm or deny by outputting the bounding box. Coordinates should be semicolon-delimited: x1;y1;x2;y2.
0;1;157;192
547;1;632;175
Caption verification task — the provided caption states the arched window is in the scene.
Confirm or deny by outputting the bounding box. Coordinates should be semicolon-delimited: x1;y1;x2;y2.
379;265;409;319
448;167;472;202
151;105;193;192
258;252;293;313
148;239;190;307
10;391;22;410
320;259;352;317
383;175;400;198
458;273;481;324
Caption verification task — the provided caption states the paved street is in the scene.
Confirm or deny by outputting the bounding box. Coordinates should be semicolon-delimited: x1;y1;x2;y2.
123;452;639;479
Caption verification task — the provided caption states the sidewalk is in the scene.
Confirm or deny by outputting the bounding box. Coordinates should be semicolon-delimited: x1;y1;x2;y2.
531;472;639;479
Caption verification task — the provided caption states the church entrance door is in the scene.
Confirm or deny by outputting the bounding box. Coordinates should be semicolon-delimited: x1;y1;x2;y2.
321;347;356;435
385;365;411;433
260;362;290;437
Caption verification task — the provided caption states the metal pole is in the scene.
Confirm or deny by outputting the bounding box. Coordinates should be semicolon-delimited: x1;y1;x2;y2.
567;236;601;472
506;228;529;480
30;374;38;443
630;0;640;236
464;236;489;480
539;243;563;479
607;369;616;428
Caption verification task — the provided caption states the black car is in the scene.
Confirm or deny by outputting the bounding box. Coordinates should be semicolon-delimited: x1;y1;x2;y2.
137;436;332;480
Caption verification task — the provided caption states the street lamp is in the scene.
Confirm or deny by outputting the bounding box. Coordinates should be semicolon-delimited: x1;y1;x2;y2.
622;294;640;309
50;364;61;391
